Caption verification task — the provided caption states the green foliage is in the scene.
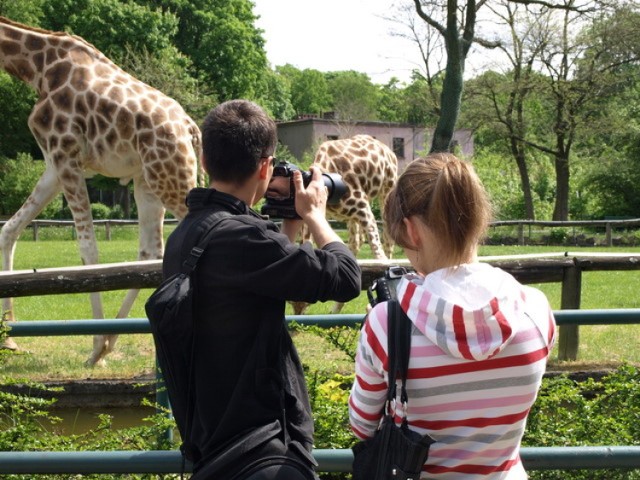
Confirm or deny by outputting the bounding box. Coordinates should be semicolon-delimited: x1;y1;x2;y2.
0;153;61;218
41;0;179;61
307;371;355;450
377;77;410;123
525;365;640;479
326;70;379;122
90;203;111;220
258;69;296;121
0;74;39;159
548;228;568;245
141;0;268;101
278;65;332;117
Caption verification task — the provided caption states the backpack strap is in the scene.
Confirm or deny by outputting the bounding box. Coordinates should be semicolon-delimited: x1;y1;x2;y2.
178;210;232;472
180;211;232;274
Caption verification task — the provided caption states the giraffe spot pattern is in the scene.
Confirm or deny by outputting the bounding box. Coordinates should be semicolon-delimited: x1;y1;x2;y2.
24;34;45;51
0;40;20;55
52;87;73;112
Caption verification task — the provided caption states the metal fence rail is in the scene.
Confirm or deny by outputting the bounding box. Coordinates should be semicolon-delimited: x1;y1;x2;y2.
3;309;640;474
6;309;640;337
1;447;640;474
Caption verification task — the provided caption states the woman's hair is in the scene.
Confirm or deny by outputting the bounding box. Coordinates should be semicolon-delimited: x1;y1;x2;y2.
201;99;277;184
384;152;492;267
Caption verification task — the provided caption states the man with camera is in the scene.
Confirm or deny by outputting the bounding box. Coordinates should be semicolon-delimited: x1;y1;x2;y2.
161;99;361;480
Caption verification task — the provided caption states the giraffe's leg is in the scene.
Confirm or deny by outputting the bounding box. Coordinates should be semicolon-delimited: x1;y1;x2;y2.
53;174;109;367
89;177;165;366
359;202;388;261
0;167;61;349
290;224;312;315
348;221;362;256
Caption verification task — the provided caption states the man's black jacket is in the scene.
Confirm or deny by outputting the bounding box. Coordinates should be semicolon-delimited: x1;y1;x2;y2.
161;188;361;471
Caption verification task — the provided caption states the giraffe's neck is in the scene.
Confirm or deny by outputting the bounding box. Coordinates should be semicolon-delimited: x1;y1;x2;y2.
0;17;52;90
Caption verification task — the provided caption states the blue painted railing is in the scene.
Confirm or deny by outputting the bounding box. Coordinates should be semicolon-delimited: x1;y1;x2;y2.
2;310;640;474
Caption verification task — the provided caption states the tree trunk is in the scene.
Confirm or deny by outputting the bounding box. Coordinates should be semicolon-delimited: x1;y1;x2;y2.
430;47;464;153
553;153;570;220
511;139;535;219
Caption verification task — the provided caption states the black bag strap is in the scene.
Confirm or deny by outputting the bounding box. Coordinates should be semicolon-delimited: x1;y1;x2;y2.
180;211;232;274
179;210;232;473
386;300;412;421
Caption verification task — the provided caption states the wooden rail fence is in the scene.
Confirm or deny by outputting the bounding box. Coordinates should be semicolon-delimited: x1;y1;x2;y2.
1;253;640;360
3;217;640;245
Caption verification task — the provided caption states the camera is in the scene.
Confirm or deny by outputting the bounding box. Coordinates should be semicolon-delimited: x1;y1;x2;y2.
367;266;409;307
261;159;347;219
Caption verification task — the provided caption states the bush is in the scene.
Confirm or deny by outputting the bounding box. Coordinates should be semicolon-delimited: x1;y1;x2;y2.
0;153;62;219
548;228;568;244
90;203;112;220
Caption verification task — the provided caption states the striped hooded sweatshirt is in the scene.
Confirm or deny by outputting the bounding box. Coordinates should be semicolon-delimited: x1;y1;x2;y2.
349;262;556;479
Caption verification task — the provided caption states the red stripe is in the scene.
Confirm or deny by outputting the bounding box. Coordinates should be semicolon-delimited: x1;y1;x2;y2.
355;374;387;392
409;346;550;379
348;396;382;422
491;297;513;344
350;424;369;440
412;408;530;430
364;316;387;370
425;456;520;475
453;304;473;360
400;280;416;311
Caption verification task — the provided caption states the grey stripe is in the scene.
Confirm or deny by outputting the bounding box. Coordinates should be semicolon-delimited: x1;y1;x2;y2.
434;298;452;355
351;387;384;407
408;372;542;398
436;427;523;446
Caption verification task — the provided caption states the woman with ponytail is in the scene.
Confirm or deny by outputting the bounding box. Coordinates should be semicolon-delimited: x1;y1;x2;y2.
349;153;556;479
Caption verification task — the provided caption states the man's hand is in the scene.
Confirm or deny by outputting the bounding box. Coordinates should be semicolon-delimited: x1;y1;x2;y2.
292;167;341;248
292;167;328;222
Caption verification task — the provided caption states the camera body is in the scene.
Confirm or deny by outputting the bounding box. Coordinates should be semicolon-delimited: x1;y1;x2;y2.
367;266;409;307
261;160;347;219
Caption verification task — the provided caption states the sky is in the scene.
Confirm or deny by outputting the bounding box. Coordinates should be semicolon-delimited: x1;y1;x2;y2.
252;0;422;85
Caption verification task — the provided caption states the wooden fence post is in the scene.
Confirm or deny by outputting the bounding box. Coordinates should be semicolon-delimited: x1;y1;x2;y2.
606;223;612;247
558;262;582;361
518;223;524;246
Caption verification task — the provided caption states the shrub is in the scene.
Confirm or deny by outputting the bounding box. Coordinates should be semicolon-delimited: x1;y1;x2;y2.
90;203;111;220
0;153;62;219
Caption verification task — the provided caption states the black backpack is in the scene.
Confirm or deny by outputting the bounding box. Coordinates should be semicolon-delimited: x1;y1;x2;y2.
144;211;230;459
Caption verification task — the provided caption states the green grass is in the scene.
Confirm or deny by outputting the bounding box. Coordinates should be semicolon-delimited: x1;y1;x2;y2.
3;228;640;381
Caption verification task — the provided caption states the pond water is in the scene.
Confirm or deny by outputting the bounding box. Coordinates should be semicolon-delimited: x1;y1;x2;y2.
45;405;157;435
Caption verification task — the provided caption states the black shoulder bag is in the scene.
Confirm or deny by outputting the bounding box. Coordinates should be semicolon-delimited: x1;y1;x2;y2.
352;300;436;480
145;211;230;466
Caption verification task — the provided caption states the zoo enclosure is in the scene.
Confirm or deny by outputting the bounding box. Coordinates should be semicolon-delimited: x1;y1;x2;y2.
1;257;640;474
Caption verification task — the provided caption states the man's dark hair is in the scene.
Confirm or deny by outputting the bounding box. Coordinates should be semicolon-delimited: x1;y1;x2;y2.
201;99;277;184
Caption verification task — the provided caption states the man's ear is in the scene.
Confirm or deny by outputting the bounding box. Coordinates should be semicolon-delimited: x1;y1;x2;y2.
403;216;423;249
258;159;270;180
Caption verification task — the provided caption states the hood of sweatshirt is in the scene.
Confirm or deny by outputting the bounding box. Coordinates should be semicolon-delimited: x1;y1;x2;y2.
395;262;524;361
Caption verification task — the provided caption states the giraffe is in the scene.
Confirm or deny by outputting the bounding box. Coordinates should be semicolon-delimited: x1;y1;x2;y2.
0;16;202;366
292;134;398;314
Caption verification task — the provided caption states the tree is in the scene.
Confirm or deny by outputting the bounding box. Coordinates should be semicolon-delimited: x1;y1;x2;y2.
278;65;332;118
463;1;552;219
377;77;410;123
0;74;39;159
41;0;179;62
326;70;379;122
410;0;497;153
515;1;640;219
139;0;269;101
257;69;296;121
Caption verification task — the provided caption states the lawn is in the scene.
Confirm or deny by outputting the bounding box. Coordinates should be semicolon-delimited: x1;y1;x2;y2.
2;226;640;381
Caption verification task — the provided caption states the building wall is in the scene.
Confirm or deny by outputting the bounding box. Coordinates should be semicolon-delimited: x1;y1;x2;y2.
276;118;474;172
